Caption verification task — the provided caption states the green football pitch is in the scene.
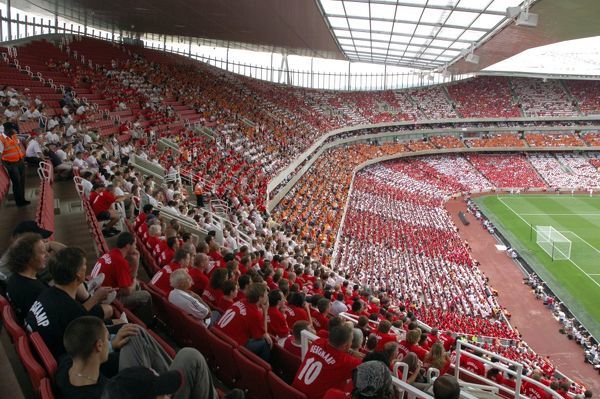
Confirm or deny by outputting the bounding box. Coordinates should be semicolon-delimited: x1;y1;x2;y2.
474;194;600;339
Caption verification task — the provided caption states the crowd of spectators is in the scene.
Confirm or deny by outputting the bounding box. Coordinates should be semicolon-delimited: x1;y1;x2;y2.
447;77;521;118
466;154;547;189
528;153;600;189
465;133;527;148
526;133;586;147
512;78;579;117
3;35;600;399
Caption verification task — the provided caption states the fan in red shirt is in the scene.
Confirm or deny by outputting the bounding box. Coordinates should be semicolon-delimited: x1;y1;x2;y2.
374;320;399;351
188;253;210;295
157;236;179;266
284;292;313;329
283;320;314;357
459;349;486;377
215;280;238;312
90;184;128;237
424;328;440;350
145;224;163;256
310;297;331;331
215;283;272;361
439;331;457;352
149;249;191;295
201;268;228;306
90;232;150;312
521;373;552;399
267;290;290;339
133;204;153;231
293;323;362;399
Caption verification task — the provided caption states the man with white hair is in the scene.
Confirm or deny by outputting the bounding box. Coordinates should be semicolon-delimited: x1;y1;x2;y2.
25;135;45;165
168;268;210;322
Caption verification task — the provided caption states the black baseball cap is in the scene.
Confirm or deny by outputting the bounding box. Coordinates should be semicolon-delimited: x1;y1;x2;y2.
102;367;183;399
12;220;52;239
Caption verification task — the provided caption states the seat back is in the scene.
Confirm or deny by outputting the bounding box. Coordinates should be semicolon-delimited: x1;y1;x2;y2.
163;300;194;347
267;371;308;399
188;316;214;365
205;328;239;385
16;336;47;394
29;331;58;378
234;346;272;399
147;328;177;359
2;305;26;343
40;377;55;399
0;294;9;312
270;344;302;384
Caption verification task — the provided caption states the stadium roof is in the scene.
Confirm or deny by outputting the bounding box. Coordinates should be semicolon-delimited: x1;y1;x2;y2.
316;0;524;69
11;0;600;73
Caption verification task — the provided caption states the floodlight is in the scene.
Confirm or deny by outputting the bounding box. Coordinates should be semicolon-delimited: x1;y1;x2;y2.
465;53;479;64
516;12;538;27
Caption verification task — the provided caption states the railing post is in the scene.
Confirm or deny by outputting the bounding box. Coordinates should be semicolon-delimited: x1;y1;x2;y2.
454;340;462;379
6;0;12;40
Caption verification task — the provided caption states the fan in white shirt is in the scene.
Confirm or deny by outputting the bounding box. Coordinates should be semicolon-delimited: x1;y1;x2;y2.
168;269;210;322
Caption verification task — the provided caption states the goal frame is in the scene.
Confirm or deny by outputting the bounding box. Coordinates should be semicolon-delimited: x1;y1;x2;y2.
535;226;571;261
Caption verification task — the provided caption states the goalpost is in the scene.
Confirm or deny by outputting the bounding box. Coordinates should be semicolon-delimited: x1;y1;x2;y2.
535;226;572;261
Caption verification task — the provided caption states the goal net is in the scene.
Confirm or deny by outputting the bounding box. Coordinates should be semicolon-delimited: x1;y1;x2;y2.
535;226;571;260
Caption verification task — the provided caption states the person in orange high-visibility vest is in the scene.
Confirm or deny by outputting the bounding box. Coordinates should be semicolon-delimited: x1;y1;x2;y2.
0;122;28;207
194;181;205;207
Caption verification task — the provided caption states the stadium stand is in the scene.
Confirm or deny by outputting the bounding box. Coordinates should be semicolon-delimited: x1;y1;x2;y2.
2;33;600;399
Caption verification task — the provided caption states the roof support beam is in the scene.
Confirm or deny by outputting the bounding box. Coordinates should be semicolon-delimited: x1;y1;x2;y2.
325;13;490;32
330;0;506;16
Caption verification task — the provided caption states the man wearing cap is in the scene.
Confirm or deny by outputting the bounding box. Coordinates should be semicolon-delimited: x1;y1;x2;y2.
324;360;396;399
0;121;29;207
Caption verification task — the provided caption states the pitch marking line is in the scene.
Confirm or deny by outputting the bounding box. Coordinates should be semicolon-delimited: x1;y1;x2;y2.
521;213;600;216
496;196;600;290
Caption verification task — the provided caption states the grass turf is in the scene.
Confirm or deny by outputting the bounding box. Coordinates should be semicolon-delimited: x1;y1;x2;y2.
474;194;600;339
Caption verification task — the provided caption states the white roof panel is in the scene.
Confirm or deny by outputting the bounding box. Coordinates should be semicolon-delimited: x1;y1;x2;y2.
318;0;526;69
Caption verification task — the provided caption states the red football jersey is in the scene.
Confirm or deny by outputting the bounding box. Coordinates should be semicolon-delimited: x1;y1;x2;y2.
149;263;182;295
267;306;290;338
292;338;361;399
91;248;132;290
216;300;265;346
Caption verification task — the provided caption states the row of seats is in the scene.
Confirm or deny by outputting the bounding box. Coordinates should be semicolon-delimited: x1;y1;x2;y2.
35;162;54;240
0;166;10;205
1;294;57;399
143;281;307;399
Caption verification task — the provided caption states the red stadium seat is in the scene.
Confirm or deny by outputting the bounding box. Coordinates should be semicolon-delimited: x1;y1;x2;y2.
206;328;239;385
16;336;47;395
0;294;10;313
233;346;272;399
270;344;302;384
2;306;26;343
267;370;308;399
147;329;177;359
187;316;215;366
40;377;55;399
29;331;58;378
